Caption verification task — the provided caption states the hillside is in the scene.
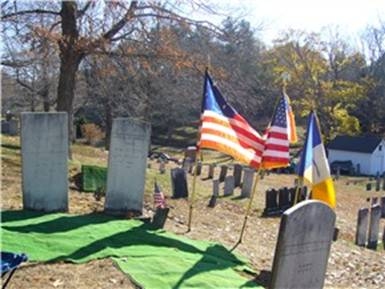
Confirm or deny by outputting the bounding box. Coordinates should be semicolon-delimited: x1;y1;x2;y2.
1;135;384;289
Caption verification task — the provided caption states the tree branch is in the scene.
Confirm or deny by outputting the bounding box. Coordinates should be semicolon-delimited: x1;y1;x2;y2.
2;9;59;20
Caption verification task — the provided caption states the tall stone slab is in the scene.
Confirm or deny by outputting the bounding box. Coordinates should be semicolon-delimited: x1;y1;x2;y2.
21;112;68;212
367;204;381;250
355;208;369;246
105;118;151;215
270;200;336;289
241;168;254;198
233;164;243;187
219;165;228;182
223;175;235;196
380;197;385;218
170;168;189;199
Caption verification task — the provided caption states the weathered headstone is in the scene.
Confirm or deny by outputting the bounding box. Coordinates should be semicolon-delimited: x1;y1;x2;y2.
207;163;215;179
1;119;18;136
355;208;369;246
170;168;189;198
219;165;228;182
241;168;254;198
263;189;279;216
233;164;243;187
367;204;381;250
182;157;193;173
105;118;151;215
288;187;297;206
375;175;381;191
366;183;372;191
195;161;202;176
21;112;68;212
208;179;219;208
152;207;170;229
270;200;336;289
371;197;378;206
223;175;235;196
380;197;385;218
278;187;291;212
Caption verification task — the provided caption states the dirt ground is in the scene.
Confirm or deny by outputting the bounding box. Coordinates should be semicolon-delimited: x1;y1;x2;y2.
2;156;385;289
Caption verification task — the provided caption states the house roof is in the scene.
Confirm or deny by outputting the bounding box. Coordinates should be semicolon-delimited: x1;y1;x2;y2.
327;135;383;153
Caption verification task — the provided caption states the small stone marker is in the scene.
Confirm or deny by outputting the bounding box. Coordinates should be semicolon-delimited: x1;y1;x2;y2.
195;161;202;176
366;183;372;191
367;204;381;250
371;197;378;206
207;164;215;179
233;164;242;187
152;207;170;229
219;165;228;182
380;197;385;218
105;118;151;215
182;157;193;173
208;179;219;208
170;168;189;198
355;208;369;246
375;175;381;191
263;189;279;216
278;187;291;212
241;168;254;198
21;112;68;212
223;175;235;196
270;200;336;289
1;119;18;136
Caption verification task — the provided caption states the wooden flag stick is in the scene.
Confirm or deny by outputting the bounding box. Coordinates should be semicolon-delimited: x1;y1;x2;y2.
232;168;264;250
293;176;304;205
187;149;201;232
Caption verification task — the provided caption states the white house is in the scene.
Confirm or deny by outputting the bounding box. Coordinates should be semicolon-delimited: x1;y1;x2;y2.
327;135;385;176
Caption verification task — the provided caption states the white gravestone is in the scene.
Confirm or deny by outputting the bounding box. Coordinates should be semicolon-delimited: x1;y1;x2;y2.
270;200;336;289
21;112;68;212
105;118;151;215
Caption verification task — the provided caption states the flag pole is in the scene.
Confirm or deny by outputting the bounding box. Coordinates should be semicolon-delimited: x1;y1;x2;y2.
293;176;304;205
232;168;264;250
187;148;200;232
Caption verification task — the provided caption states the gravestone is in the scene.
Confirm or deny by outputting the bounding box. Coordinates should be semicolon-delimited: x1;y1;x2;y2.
367;204;381;250
366;183;372;191
355;208;369;246
208;179;219;208
21;112;68;212
182;157;193;173
263;189;279;216
375;175;381;191
170;168;189;198
371;197;378;206
105;118;151;215
233;164;243;187
223;175;235;196
207;164;215;179
195;161;202;176
288;187;297;206
1;119;18;136
380;197;385;218
278;187;291;212
219;165;228;182
152;207;170;229
270;200;336;289
241;168;254;198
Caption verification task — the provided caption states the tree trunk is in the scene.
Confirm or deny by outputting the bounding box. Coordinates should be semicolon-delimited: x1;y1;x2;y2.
56;1;85;158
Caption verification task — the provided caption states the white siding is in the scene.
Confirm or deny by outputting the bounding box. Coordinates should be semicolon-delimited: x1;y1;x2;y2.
370;140;385;175
328;149;372;175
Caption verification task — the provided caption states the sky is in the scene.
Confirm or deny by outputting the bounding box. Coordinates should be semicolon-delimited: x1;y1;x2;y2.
213;0;385;45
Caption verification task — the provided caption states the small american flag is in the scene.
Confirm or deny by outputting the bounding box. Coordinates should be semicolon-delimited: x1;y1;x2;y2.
261;94;292;169
154;181;166;209
198;71;265;169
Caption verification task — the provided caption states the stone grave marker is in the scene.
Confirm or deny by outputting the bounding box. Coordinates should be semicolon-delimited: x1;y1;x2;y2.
371;197;378;206
366;183;372;191
233;164;243;187
208;179;219;208
380;197;385;218
375;175;381;191
219;165;228;182
367;204;381;250
223;175;235;196
270;200;336;289
241;168;254;198
105;118;151;215
170;168;189;198
182;157;193;173
278;187;291;212
195;161;202;176
207;164;215;179
1;119;18;136
355;208;369;246
263;189;279;216
21;112;68;212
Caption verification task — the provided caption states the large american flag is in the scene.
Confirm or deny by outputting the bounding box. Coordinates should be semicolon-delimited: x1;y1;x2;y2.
261;93;292;169
154;181;166;209
198;72;265;169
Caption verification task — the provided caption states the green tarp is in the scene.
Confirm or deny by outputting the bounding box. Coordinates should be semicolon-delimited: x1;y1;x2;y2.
81;164;107;192
1;210;263;289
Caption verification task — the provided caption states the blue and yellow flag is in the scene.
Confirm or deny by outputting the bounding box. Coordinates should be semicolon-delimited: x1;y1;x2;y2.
297;111;336;208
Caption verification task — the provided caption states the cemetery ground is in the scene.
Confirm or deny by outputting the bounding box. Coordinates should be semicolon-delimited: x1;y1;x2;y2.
1;134;384;289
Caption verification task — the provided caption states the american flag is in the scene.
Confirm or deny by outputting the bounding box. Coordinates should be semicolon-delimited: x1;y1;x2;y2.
154;181;166;209
198;71;265;169
261;93;293;169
